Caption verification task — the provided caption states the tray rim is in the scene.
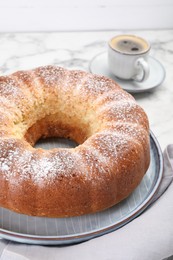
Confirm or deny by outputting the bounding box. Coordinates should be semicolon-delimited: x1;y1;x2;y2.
0;130;163;245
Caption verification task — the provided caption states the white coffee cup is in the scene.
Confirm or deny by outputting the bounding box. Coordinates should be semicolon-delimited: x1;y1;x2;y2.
108;35;150;82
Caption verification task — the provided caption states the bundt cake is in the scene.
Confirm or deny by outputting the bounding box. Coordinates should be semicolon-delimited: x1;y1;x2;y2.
0;66;150;217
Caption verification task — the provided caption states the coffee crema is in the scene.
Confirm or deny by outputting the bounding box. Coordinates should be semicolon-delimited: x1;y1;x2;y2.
109;35;149;54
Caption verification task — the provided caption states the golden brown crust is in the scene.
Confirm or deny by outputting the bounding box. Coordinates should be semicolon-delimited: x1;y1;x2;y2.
0;66;150;217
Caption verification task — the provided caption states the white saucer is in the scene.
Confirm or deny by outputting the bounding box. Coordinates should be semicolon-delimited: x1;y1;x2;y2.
89;52;166;93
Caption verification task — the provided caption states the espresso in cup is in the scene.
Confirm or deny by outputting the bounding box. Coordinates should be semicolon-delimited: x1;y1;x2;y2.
108;35;150;82
109;35;149;55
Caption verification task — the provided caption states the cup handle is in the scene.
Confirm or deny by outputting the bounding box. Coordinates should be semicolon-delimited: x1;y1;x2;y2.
133;58;150;82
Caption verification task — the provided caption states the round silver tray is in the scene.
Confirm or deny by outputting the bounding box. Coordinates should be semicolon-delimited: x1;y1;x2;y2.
0;131;163;245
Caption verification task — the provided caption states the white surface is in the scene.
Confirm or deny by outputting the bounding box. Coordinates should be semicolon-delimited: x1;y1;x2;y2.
0;29;172;150
0;0;173;31
0;29;173;259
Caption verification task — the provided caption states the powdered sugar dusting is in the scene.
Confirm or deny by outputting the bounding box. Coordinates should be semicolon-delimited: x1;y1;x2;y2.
97;98;146;127
1;163;10;171
93;90;134;106
76;146;111;182
0;139;84;185
71;72;120;97
85;76;117;93
0;139;31;181
89;132;129;158
35;65;66;86
82;130;143;178
0;77;22;98
97;99;136;115
75;131;131;183
112;122;148;143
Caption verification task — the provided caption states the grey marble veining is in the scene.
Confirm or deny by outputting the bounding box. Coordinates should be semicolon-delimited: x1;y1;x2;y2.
0;30;172;150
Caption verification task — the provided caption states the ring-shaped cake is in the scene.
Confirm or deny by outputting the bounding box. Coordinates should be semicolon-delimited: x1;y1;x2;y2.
0;66;150;217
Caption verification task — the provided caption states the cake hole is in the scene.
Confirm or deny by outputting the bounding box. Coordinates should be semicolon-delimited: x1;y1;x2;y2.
34;137;78;150
24;114;88;148
123;41;128;44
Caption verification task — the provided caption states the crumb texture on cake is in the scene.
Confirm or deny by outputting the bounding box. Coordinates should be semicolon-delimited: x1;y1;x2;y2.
0;66;150;217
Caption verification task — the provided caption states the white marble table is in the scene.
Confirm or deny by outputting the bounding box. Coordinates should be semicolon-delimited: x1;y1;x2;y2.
0;29;173;259
0;29;172;150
